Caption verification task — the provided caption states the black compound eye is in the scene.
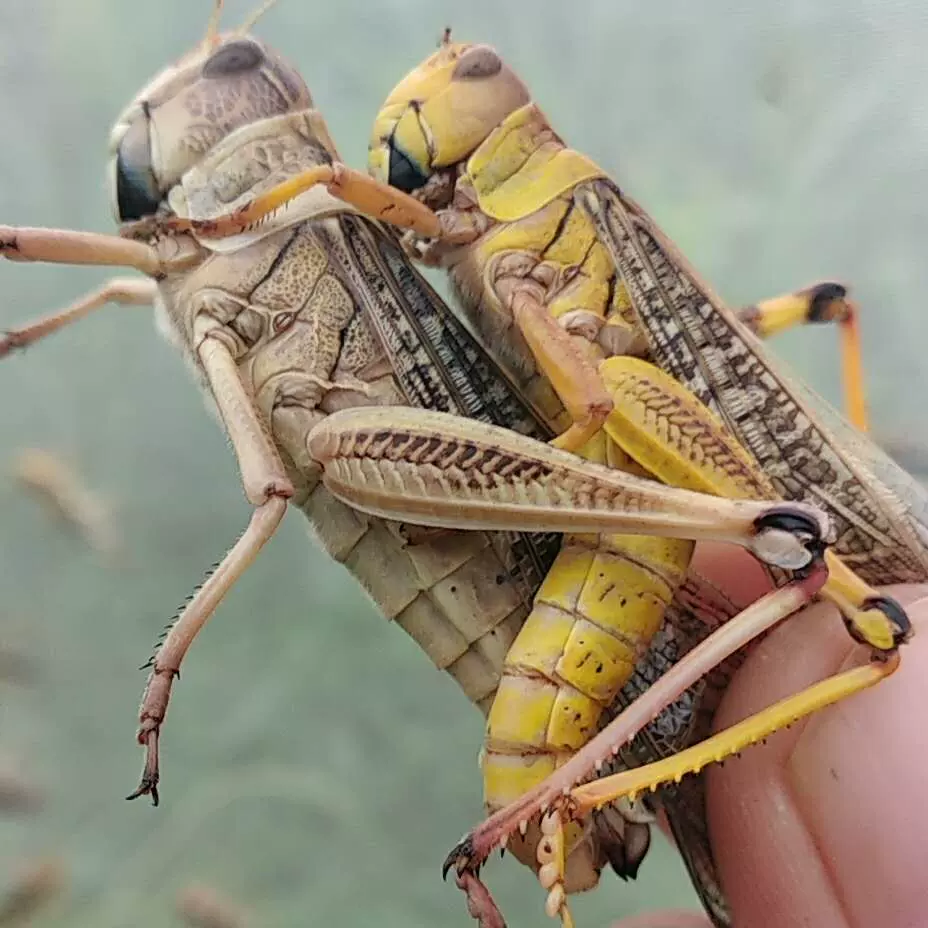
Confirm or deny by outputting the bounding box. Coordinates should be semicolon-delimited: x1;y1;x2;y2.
116;152;161;221
114;117;161;221
203;39;265;78
387;137;429;194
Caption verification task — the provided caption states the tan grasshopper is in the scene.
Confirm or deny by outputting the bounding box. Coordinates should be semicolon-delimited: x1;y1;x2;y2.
0;1;824;887
167;32;928;928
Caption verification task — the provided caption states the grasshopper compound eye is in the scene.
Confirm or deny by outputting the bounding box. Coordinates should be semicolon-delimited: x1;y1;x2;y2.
113;107;161;222
386;122;431;194
202;38;265;77
451;45;503;81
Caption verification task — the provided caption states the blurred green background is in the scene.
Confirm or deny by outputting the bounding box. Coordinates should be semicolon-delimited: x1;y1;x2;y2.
1;1;926;925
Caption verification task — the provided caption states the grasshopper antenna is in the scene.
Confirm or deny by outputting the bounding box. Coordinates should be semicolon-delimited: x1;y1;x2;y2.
203;0;224;49
237;0;279;34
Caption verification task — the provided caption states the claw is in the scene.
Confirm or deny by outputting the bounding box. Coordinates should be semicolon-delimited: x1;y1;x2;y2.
125;727;160;806
442;834;475;880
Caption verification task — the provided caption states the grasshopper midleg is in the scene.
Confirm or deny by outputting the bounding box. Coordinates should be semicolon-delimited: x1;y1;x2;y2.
0;0;826;855
0;276;155;358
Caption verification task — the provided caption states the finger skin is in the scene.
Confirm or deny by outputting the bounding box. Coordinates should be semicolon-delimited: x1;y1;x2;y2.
699;547;928;928
612;547;928;928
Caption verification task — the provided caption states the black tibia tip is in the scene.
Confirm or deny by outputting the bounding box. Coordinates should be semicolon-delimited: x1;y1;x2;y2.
852;595;912;650
754;505;829;562
806;282;850;323
442;835;475;880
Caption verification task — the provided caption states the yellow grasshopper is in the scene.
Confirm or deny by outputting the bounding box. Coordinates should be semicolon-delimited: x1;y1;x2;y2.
0;4;831;898
164;33;928;928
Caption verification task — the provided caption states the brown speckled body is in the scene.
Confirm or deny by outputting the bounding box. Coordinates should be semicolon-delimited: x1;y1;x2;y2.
151;108;567;711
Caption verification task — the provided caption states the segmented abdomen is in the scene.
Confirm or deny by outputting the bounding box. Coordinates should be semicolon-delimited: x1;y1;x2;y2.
301;484;558;710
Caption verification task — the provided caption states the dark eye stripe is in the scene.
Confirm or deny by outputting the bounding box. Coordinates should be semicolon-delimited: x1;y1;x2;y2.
387;137;429;194
114;114;161;222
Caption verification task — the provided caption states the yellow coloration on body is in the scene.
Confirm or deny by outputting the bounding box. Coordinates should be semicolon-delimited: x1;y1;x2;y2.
462;107;618;326
481;426;694;883
369;42;534;177
341;36;915;925
471;194;617;325
466;105;606;222
569;653;900;813
481;356;775;885
600;357;777;499
395;95;792;890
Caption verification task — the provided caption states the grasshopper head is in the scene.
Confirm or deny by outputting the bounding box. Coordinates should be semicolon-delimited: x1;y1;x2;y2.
368;35;529;202
107;2;310;224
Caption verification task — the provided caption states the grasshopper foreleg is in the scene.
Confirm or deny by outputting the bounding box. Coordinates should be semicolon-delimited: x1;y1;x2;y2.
0;222;198;355
0;225;165;274
127;163;442;242
127;332;293;806
504;286;614;454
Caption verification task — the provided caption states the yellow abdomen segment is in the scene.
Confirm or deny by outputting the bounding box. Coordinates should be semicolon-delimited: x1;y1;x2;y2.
483;529;692;805
480;426;695;887
481;357;777;884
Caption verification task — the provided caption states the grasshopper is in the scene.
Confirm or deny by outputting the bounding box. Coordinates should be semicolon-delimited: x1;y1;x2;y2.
0;1;823;888
175;32;928;928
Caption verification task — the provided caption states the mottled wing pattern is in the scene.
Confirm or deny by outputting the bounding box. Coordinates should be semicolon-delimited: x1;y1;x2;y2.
335;214;564;599
577;178;928;586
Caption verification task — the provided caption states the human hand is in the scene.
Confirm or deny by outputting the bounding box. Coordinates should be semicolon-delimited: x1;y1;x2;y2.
612;545;928;928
